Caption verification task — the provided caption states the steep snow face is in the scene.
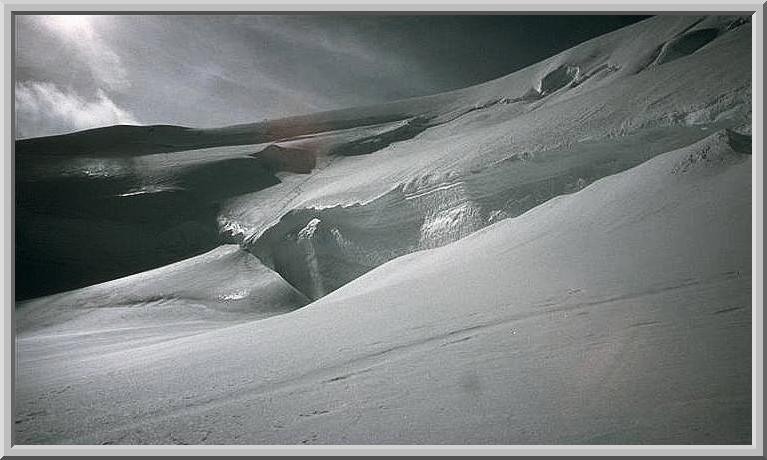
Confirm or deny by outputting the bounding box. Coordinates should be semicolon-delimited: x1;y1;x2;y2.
15;129;751;444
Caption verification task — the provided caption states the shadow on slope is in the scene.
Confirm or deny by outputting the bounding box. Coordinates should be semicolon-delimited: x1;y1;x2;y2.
15;157;280;300
250;145;317;174
655;28;721;66
327;117;432;157
15;111;414;157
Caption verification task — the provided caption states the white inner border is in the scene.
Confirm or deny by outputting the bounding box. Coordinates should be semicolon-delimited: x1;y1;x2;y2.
1;0;764;456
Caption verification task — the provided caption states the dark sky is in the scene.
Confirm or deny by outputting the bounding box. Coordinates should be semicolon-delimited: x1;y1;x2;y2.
14;14;648;138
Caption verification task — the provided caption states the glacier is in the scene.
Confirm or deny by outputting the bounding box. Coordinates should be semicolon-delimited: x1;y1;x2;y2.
14;15;753;445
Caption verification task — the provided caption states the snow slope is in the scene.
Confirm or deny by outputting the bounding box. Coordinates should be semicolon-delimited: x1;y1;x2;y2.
14;15;753;444
15;129;751;444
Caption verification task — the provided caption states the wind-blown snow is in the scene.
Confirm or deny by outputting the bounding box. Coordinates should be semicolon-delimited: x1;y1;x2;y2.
14;15;752;445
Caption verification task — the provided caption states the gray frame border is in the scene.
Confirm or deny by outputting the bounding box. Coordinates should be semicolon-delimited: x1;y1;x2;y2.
1;1;764;456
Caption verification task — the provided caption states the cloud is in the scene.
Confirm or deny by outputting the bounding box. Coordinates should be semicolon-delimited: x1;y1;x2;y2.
14;14;437;132
236;16;384;66
15;81;138;138
233;15;429;90
37;15;129;90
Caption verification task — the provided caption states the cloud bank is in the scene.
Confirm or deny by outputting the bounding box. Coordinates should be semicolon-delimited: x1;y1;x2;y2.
15;81;137;139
